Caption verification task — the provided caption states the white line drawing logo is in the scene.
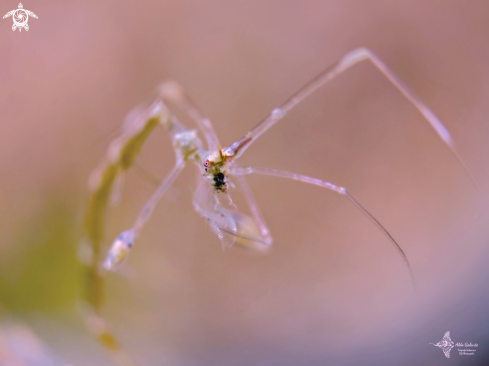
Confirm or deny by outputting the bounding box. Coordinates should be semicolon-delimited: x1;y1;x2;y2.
3;3;37;32
430;331;455;358
430;331;479;357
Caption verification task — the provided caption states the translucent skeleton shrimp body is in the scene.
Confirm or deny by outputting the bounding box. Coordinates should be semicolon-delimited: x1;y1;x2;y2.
84;48;474;364
99;47;472;273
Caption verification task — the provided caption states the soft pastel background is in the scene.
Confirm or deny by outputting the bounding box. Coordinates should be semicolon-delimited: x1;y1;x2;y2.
0;1;489;365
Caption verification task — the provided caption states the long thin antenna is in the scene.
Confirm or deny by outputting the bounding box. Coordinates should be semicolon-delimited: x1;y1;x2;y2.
345;191;416;288
229;166;416;288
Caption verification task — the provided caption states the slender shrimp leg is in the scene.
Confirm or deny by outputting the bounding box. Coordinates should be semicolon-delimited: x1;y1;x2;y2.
233;174;273;245
104;161;185;270
223;48;476;188
159;81;222;153
228;166;415;283
133;161;185;233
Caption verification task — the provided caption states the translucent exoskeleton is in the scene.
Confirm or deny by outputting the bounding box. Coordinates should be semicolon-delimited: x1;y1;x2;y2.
83;48;475;365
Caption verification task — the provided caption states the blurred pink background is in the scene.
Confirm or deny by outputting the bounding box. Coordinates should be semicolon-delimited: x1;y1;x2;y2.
1;1;489;365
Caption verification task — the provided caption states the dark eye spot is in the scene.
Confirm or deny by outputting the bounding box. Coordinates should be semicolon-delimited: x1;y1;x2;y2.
213;172;226;188
204;160;210;168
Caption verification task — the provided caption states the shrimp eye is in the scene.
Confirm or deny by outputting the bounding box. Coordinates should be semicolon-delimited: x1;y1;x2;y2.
204;160;210;168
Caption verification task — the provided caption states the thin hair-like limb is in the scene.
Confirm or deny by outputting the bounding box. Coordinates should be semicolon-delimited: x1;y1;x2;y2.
233;173;273;245
133;161;185;234
223;48;476;189
229;166;415;285
134;160;164;187
159;81;222;153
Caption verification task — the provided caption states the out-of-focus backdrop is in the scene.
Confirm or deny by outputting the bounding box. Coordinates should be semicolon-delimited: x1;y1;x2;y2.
1;1;489;365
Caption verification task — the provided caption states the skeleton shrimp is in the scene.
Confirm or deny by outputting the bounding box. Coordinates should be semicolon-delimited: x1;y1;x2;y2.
83;48;474;365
